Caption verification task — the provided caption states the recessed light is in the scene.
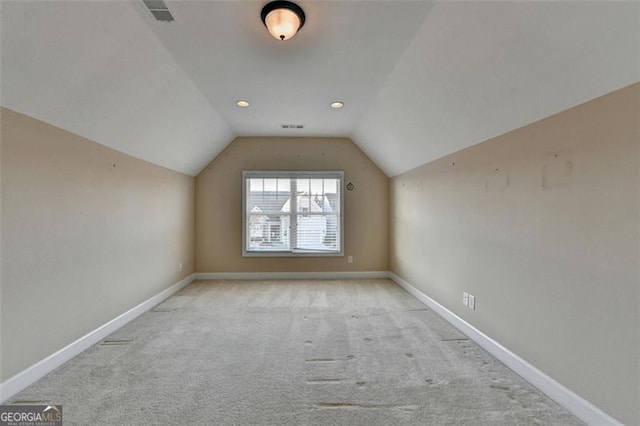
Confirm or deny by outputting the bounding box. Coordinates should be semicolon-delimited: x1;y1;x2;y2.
236;100;250;108
330;101;344;109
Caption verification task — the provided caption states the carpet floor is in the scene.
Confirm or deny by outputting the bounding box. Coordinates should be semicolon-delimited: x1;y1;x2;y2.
9;279;583;425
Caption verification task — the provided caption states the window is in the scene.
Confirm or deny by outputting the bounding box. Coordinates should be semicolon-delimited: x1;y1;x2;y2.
242;171;344;256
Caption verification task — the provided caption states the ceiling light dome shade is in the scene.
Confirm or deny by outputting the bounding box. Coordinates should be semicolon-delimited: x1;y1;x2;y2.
261;1;305;41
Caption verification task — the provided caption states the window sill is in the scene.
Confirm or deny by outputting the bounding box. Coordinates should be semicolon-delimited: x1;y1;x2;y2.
243;250;343;258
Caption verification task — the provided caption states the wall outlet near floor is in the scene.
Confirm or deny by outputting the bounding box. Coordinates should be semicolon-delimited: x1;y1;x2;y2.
178;262;183;272
463;292;476;310
347;255;354;263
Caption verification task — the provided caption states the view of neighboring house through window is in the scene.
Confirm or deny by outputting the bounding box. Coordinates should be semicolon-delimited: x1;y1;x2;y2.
243;171;343;256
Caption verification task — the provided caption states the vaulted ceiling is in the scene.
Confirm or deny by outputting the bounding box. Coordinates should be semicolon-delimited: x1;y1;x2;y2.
2;1;638;177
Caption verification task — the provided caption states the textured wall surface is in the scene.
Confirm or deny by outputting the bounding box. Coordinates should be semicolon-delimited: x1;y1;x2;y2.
390;83;639;424
1;108;195;381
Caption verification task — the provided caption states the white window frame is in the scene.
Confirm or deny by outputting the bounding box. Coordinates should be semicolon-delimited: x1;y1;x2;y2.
242;170;344;257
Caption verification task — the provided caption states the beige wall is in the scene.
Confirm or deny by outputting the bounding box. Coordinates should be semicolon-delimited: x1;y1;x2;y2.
390;83;639;424
2;87;636;422
196;137;389;272
0;108;195;381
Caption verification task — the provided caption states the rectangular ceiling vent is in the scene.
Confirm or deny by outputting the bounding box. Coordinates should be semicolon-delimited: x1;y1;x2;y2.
281;124;305;129
143;0;174;22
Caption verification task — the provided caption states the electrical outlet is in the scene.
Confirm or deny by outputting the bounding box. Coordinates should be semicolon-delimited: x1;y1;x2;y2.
178;262;183;272
468;294;475;310
463;292;469;307
347;256;354;263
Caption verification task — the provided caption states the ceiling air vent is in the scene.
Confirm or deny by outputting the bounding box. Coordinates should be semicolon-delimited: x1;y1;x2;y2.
143;0;174;22
281;124;305;129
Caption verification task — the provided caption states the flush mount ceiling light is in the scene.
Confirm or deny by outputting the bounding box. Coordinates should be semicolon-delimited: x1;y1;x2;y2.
330;101;344;109
261;1;306;41
236;100;250;108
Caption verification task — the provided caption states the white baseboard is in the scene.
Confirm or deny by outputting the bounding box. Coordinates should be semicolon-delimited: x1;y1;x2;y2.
1;270;620;425
196;271;389;281
0;273;196;403
388;272;622;426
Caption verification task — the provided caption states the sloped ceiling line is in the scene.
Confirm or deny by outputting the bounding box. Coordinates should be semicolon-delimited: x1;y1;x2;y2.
1;1;638;177
1;0;234;176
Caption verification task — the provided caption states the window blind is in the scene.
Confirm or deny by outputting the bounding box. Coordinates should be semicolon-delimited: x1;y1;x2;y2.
243;171;343;256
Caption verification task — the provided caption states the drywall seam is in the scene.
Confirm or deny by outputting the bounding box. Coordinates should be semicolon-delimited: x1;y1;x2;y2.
388;272;623;426
0;273;196;403
196;271;389;280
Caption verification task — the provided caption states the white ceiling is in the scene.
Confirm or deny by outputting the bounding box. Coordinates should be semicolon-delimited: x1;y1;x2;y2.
2;1;638;176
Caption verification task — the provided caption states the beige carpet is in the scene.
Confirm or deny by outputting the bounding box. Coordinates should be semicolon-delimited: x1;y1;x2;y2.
8;279;583;425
